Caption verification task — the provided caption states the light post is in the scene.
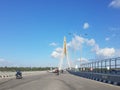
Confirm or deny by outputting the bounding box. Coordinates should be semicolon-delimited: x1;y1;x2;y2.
80;43;82;71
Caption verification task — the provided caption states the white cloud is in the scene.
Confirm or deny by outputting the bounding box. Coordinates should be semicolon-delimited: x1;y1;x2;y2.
109;0;120;8
49;42;57;46
68;35;85;51
51;51;60;59
86;39;96;46
55;47;63;53
92;44;116;58
105;37;110;41
68;35;96;51
51;47;63;59
69;35;116;58
51;34;118;61
96;48;115;57
114;49;120;57
83;22;89;29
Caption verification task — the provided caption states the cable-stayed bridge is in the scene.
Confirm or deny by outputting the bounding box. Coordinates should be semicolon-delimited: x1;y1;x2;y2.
0;37;120;90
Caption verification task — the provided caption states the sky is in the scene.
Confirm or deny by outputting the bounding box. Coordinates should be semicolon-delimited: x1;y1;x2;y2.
0;0;120;67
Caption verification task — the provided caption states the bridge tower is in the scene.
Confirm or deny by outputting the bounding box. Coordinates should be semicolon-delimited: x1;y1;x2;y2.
59;36;71;70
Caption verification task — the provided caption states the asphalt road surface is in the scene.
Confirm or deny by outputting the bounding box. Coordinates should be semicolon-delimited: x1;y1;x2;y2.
0;71;120;90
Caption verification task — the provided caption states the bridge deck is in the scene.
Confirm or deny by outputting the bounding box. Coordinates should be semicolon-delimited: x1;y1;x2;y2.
0;71;120;90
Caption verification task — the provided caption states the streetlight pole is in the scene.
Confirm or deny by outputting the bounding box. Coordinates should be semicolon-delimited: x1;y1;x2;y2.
80;43;82;71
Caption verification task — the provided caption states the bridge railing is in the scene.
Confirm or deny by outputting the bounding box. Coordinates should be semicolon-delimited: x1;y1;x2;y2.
79;57;120;75
68;57;120;85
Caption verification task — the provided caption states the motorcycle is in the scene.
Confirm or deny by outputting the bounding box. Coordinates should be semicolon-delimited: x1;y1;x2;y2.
16;71;23;79
16;74;22;79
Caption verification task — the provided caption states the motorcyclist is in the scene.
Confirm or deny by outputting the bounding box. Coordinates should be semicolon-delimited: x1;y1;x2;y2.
16;70;22;77
56;69;59;75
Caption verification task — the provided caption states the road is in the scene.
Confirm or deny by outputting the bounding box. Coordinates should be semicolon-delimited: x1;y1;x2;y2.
0;71;120;90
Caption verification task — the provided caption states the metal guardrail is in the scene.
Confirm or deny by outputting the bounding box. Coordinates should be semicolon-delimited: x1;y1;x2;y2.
80;57;120;75
68;57;120;86
68;70;120;86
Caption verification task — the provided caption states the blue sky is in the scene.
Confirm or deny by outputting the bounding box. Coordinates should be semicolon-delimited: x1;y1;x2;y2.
0;0;120;67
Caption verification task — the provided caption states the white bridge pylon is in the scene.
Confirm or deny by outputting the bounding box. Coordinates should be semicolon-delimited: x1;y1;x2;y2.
59;36;71;70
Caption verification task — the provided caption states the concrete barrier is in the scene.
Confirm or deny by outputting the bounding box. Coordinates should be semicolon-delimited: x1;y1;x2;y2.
0;71;46;79
68;70;120;86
